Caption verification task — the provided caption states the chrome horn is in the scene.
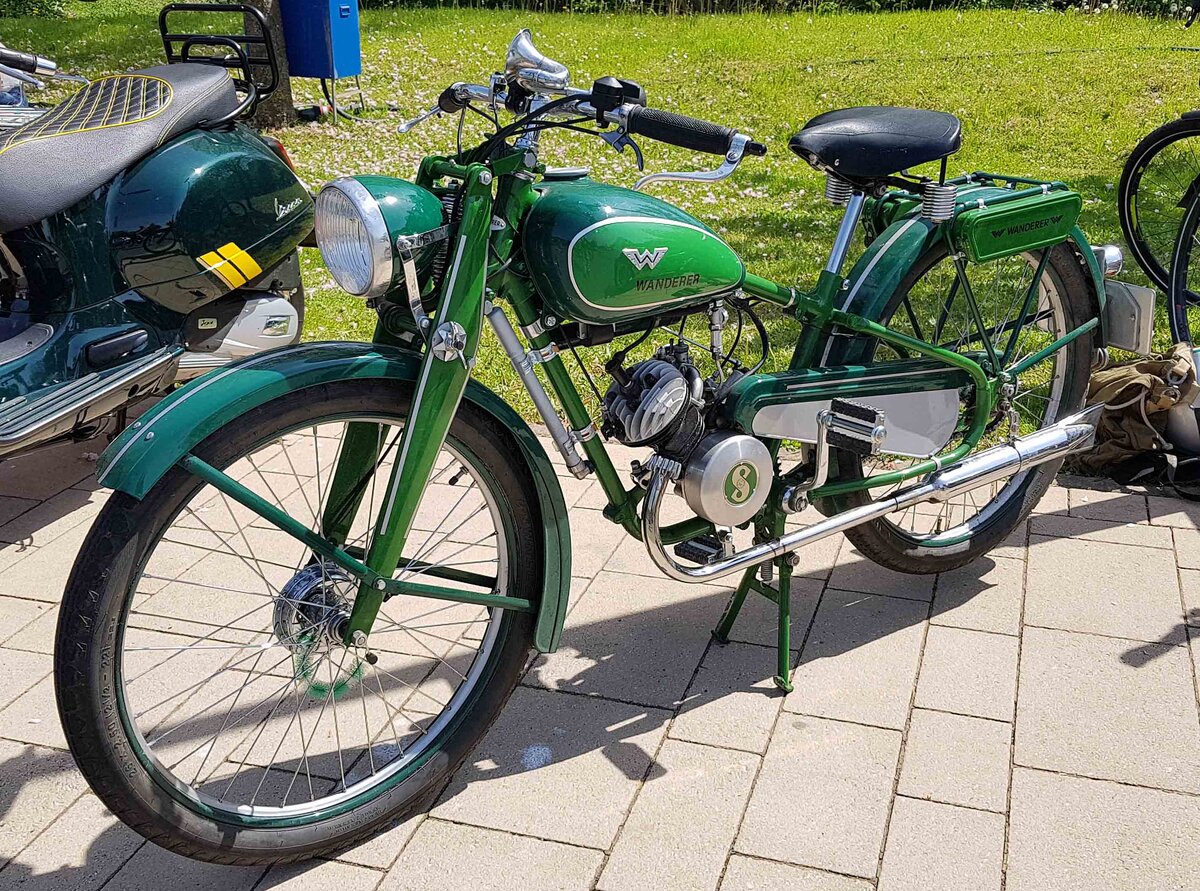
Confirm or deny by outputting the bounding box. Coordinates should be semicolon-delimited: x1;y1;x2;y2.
505;29;570;93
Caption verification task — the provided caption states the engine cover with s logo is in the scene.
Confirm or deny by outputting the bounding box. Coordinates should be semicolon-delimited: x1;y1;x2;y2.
522;179;745;325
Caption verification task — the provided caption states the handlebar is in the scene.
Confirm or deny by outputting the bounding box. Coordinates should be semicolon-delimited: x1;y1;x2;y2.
624;105;765;158
0;47;57;77
438;81;764;158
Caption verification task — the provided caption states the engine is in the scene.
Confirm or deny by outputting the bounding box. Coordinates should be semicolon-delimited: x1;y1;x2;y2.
602;342;706;454
602;341;772;527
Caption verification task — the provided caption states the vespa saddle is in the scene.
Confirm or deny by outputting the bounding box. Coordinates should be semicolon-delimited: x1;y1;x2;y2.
0;63;238;233
789;106;962;180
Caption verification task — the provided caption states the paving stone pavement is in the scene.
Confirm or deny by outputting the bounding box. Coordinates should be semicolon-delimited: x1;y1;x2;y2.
0;433;1198;890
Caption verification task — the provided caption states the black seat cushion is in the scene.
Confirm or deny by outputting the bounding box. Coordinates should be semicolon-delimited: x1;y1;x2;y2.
0;64;238;233
789;107;962;179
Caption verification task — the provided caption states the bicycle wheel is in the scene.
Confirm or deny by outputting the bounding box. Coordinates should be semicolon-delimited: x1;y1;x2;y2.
56;379;541;864
1168;186;1200;345
1118;113;1200;293
821;243;1092;573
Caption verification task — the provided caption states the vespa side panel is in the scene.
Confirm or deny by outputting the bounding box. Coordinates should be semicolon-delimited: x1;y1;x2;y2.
109;125;314;314
522;179;744;325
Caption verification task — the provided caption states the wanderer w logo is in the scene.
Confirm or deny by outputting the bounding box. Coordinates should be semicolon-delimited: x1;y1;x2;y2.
622;247;669;270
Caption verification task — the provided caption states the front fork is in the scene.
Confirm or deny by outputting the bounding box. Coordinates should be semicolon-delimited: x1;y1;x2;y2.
333;166;496;644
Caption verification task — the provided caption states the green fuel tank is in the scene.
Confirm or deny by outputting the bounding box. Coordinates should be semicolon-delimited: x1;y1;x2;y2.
521;178;744;325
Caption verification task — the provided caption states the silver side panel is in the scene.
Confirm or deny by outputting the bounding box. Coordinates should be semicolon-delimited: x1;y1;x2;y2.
752;388;961;458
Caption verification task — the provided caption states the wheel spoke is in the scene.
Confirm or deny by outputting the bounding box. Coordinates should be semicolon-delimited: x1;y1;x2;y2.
112;414;508;822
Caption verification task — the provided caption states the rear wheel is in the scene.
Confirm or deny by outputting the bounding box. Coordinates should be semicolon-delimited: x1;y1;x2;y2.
1118;114;1200;293
55;380;541;864
822;243;1092;573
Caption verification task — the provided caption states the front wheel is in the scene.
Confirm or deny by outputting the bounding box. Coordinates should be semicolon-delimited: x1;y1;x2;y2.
821;242;1093;573
55;379;542;864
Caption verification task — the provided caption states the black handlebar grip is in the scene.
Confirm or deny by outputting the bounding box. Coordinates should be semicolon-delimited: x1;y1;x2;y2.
0;47;41;74
625;105;737;156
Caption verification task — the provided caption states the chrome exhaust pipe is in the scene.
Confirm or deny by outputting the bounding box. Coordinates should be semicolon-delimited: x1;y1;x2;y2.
642;404;1102;583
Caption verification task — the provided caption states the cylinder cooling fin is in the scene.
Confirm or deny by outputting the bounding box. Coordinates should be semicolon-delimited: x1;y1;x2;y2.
602;357;704;453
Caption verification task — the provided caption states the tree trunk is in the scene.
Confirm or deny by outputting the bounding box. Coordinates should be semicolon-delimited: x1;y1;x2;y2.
244;0;295;129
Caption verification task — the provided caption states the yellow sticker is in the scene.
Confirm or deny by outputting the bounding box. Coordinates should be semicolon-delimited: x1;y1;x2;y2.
196;242;261;290
217;242;263;281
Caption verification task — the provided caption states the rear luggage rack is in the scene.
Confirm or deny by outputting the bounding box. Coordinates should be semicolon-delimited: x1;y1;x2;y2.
159;2;280;125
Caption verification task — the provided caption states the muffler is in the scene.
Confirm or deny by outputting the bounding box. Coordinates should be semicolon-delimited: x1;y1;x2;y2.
642;404;1103;583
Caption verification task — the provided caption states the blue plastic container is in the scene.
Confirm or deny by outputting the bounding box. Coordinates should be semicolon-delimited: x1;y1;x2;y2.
278;0;362;80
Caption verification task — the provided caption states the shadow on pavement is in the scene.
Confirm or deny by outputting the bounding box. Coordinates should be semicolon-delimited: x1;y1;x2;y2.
0;486;1191;884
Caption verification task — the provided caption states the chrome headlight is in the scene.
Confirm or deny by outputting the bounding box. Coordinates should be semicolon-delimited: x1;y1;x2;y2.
314;177;392;298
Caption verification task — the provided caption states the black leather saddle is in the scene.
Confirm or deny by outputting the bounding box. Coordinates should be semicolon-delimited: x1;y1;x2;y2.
0;64;238;233
789;106;962;180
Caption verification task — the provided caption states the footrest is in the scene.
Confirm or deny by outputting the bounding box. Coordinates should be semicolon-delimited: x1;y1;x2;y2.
674;534;723;566
826;397;887;456
0;346;181;458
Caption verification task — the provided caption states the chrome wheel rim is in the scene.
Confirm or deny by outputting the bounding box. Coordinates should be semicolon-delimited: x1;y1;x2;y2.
115;417;508;821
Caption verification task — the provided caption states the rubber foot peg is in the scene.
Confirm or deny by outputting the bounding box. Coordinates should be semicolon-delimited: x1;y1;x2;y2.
675;534;722;565
830;397;881;423
827;429;873;456
772;675;794;693
711;629;730;644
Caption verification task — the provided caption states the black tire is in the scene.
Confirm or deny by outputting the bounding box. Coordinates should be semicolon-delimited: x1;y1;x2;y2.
822;243;1093;574
55;379;541;864
1118;113;1200;293
1168;186;1200;346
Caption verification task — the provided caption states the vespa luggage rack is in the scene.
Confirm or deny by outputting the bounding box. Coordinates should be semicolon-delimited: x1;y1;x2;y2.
158;2;280;126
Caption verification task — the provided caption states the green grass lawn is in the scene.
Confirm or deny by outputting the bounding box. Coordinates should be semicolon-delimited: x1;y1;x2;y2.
8;4;1200;415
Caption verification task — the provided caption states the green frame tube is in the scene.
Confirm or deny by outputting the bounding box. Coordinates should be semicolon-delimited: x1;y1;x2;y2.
224;150;1098;647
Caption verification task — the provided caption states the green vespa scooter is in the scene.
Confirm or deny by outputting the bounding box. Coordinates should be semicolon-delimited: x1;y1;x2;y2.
0;4;313;461
56;30;1145;864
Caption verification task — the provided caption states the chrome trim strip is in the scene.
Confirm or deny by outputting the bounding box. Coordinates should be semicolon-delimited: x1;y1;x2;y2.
378;234;470;533
782;365;950;392
97;348;277;486
818;217;921;366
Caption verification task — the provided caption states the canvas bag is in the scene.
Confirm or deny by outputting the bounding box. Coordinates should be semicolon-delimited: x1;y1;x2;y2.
1064;342;1200;493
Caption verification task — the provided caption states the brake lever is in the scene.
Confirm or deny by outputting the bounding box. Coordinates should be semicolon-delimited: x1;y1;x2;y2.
397;104;444;135
634;133;752;192
600;128;644;171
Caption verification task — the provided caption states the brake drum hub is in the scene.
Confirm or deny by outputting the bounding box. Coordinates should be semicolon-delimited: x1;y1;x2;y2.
274;564;363;699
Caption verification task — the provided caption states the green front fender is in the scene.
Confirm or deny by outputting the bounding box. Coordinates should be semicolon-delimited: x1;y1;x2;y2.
829;216;1106;366
97;341;573;653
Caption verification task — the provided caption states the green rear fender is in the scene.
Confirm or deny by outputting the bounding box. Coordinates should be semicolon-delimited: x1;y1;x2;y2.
96;341;572;653
828;214;1106;366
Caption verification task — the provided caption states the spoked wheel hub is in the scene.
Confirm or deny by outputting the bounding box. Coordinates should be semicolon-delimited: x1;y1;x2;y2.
273;564;361;699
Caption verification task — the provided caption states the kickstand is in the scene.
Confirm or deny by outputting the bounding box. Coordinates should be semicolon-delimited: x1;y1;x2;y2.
711;519;795;693
108;406;129;443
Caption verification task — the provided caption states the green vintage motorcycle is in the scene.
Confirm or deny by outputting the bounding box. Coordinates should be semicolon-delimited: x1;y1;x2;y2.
55;31;1141;863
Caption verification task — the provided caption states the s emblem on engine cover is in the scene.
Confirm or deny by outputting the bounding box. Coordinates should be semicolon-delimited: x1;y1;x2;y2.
622;247;668;270
724;462;758;505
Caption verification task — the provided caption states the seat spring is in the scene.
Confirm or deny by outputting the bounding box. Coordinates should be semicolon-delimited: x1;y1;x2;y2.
921;181;958;222
824;174;853;207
